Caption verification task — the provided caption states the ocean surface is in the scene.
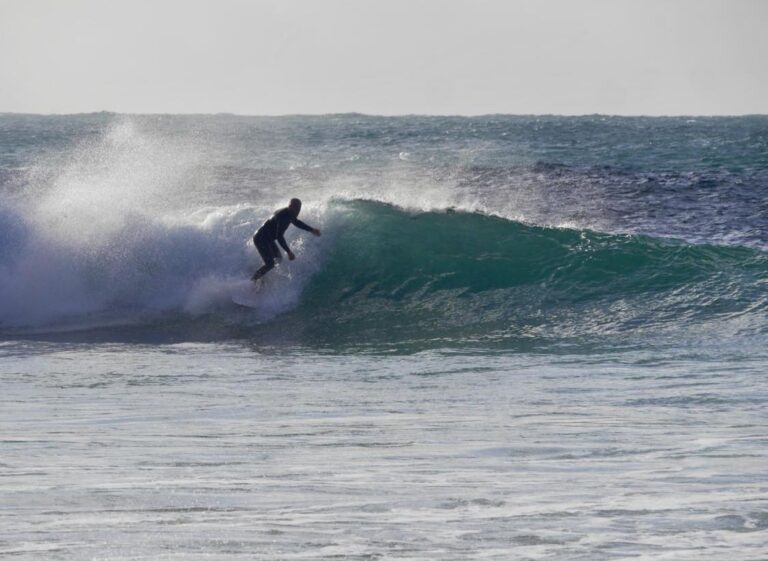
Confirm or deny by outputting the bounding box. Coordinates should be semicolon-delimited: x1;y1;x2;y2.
1;113;767;559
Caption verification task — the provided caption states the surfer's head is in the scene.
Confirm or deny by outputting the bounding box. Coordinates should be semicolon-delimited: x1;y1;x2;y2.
289;198;302;216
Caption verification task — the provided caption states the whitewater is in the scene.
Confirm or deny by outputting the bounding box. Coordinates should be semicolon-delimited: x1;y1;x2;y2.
1;113;767;560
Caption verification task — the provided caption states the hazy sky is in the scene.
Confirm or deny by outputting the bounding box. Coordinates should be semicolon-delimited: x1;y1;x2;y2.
1;0;766;115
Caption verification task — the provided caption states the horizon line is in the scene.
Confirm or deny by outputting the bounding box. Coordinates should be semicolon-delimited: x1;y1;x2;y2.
1;110;767;119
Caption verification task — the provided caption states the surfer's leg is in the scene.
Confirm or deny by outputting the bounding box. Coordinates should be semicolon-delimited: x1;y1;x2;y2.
252;237;277;281
271;242;282;263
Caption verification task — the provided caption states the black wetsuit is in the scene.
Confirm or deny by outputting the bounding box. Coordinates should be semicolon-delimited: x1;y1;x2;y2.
253;207;313;268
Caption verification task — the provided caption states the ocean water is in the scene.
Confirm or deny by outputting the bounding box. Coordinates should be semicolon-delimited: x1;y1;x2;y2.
1;113;767;559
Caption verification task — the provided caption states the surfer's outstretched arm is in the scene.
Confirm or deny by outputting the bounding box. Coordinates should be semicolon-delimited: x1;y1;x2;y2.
291;216;322;237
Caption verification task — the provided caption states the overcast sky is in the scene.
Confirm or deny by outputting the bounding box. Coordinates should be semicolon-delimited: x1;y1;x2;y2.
1;0;766;116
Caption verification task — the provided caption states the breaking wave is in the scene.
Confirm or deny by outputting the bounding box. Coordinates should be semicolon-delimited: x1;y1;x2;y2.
2;198;767;349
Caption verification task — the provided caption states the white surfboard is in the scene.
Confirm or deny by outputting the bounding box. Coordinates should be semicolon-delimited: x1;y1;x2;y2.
231;281;262;308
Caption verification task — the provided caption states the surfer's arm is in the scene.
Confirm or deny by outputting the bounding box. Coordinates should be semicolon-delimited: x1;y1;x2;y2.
292;217;321;236
277;234;290;253
291;218;313;232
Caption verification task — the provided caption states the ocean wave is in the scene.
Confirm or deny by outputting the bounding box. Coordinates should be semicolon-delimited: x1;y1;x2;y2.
2;198;766;349
277;200;768;347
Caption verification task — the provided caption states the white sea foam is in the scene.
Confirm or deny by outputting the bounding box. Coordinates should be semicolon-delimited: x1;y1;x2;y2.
0;120;332;328
1;346;766;560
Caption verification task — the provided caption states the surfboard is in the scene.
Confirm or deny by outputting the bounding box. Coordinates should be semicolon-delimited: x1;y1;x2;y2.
231;281;262;308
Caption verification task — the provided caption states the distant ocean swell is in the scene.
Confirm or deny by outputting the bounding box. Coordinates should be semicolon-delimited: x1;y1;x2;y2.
1;198;766;348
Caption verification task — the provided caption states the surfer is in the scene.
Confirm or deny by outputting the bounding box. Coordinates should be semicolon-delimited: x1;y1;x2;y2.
251;198;321;282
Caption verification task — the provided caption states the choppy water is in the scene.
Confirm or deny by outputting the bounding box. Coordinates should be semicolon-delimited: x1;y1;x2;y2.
1;113;767;559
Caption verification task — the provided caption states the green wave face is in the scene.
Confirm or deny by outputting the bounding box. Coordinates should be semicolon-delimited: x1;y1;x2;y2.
276;200;768;349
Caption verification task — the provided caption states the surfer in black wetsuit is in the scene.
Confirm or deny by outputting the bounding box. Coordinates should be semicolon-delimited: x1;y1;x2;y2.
251;198;321;282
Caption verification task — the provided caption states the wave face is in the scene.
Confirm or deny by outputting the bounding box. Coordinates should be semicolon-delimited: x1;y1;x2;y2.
271;200;768;348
